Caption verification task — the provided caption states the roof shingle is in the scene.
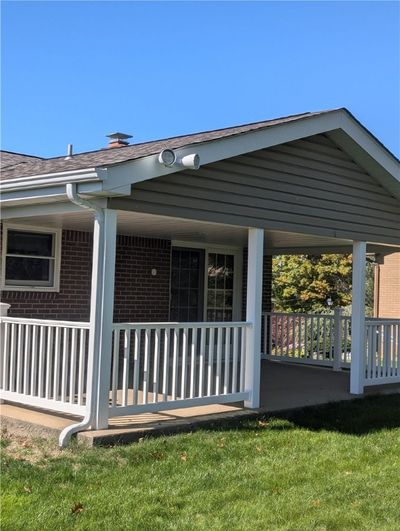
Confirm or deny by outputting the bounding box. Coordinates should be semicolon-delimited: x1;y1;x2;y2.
0;110;333;182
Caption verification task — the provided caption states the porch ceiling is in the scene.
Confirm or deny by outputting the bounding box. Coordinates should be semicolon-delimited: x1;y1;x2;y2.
8;209;398;255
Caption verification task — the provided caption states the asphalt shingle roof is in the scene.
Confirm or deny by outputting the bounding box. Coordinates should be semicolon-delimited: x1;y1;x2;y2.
0;110;333;182
0;151;43;171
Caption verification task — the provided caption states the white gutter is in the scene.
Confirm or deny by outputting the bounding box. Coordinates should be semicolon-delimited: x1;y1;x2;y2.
0;167;106;192
59;183;104;448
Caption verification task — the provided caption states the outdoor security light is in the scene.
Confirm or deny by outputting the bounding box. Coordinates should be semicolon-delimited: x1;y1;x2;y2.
158;149;176;167
158;149;200;170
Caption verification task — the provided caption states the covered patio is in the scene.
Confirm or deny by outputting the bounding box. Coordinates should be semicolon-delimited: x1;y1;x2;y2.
1;109;399;446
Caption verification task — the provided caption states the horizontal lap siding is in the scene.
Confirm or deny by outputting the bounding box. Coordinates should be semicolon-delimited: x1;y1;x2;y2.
116;134;400;245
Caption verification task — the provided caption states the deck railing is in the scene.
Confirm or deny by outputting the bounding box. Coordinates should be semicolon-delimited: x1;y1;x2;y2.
0;317;89;415
109;321;251;417
365;320;400;385
264;312;400;385
263;311;351;368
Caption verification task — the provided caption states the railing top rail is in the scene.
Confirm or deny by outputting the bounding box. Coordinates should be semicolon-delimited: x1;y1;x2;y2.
0;316;90;329
366;319;400;325
112;321;253;330
264;312;334;318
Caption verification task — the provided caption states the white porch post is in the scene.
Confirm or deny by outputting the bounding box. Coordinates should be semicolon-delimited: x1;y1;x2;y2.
89;209;117;429
245;228;264;408
350;241;366;395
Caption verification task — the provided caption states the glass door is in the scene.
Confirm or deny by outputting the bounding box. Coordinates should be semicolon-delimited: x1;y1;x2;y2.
170;248;204;322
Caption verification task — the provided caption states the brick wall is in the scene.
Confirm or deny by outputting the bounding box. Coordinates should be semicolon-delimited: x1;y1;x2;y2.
375;252;400;318
1;228;172;322
114;235;171;322
1;226;274;322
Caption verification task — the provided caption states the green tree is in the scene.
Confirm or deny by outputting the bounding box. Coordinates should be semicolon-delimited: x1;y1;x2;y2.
272;254;375;314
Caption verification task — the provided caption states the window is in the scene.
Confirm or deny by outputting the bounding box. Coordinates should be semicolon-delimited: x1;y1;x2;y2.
206;253;235;322
1;225;61;291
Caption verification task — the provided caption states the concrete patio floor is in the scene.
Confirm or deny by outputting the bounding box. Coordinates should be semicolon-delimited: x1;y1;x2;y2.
2;360;399;445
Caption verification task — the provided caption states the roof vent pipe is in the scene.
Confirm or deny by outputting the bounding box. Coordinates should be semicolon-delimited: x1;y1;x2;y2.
65;144;73;160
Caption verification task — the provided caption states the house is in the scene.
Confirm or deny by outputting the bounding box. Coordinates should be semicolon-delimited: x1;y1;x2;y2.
373;252;400;318
1;108;399;446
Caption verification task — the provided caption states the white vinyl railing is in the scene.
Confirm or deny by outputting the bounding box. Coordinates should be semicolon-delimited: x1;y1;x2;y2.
109;321;251;417
264;312;400;386
263;311;351;368
0;317;89;415
365;320;400;385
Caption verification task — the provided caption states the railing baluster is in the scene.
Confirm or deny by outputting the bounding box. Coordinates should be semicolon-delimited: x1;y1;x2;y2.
132;329;141;405
9;323;17;392
240;326;246;392
38;326;46;398
2;322;10;391
78;329;86;405
268;314;273;356
153;328;160;403
162;328;170;402
198;327;205;398
61;327;69;402
16;324;24;393
180;328;188;399
215;327;223;395
69;328;77;404
171;328;179;401
223;327;231;395
189;328;197;399
53;327;61;401
142;329;151;405
45;327;53;399
29;325;38;396
111;329;120;407
23;324;31;395
207;328;215;396
122;329;131;407
232;326;239;393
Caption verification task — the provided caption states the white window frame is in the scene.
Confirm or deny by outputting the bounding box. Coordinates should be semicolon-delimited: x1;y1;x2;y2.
171;240;243;321
1;223;62;292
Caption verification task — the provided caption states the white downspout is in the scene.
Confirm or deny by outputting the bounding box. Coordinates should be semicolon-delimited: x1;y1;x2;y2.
59;183;104;447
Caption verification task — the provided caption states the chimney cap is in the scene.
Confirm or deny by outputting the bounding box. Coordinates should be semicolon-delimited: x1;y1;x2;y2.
106;132;132;141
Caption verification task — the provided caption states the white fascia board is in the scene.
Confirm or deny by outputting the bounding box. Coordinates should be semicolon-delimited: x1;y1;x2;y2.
328;116;400;200
338;111;400;181
103;111;345;190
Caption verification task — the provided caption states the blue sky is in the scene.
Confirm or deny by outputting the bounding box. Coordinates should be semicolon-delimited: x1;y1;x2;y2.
1;1;399;158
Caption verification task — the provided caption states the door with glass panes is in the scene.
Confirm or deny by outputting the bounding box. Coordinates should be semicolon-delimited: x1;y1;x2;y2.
170;247;239;322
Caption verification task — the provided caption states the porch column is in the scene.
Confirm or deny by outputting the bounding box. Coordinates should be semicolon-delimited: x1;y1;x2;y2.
245;228;264;408
350;241;366;395
89;209;117;429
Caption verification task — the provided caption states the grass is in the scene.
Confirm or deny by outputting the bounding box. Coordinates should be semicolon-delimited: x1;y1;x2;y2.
1;394;400;531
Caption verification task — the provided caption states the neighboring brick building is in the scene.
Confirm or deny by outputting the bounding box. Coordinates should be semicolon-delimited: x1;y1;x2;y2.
374;252;400;318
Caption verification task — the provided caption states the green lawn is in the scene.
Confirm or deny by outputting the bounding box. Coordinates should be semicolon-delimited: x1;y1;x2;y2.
1;394;400;530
